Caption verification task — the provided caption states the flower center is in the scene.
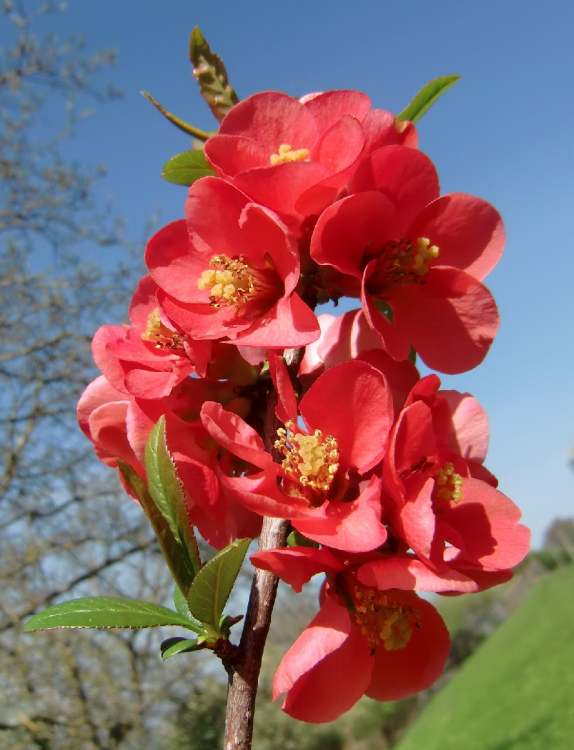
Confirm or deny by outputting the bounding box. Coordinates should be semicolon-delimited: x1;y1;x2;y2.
371;236;439;289
351;583;418;652
274;420;339;495
197;255;257;307
141;308;184;349
270;143;310;166
434;462;464;503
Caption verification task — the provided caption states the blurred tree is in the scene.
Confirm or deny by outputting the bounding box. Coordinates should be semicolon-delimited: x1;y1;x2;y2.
0;3;211;747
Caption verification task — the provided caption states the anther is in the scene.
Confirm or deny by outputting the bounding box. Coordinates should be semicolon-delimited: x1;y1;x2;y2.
270;143;310;166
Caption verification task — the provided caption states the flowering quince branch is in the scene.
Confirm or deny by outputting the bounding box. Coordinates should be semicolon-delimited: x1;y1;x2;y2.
24;27;530;750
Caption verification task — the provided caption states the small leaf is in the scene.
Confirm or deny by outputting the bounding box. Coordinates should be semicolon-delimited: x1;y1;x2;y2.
162;150;215;186
145;417;201;576
397;75;460;124
189;26;239;121
173;586;192;619
160;637;204;660
287;530;318;548
141;90;213;140
24;597;201;632
119;463;195;598
188;538;250;628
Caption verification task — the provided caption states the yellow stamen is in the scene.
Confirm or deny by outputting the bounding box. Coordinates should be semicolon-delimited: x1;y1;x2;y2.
270;143;310;166
141;307;184;350
274;420;339;494
412;236;440;276
351;584;418;652
197;255;256;307
435;462;464;503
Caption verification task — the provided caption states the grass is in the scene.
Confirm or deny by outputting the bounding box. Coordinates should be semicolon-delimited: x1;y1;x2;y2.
396;564;574;750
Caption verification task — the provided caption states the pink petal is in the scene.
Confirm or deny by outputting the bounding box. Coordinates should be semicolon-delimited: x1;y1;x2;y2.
435;390;490;463
219;91;318;152
409;193;504;281
273;595;373;722
357;555;478;593
204;134;269;175
251;547;344;592
366;593;450;701
232;294;320;349
293;476;387;552
303;89;372;132
351;145;439;233
392;267;500;374
311;191;397;277
268;352;298;423
300;360;393;474
200;402;273;470
440;478;530;570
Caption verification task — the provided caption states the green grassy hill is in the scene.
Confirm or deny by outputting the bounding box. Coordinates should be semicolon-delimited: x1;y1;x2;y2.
396;565;574;750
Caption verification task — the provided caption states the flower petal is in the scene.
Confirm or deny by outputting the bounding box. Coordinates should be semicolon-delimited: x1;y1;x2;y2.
200;402;273;470
392;267;500;374
366;592;450;701
311;191;397;277
274;595;373;722
293;476;388;552
300;360;393;473
251;547;344;592
409;193;504;281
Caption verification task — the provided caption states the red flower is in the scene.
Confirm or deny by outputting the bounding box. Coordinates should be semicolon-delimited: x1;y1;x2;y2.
271;580;449;722
205;90;416;222
77;375;143;474
381;375;530;583
299;308;419;415
146;178;319;349
92;276;206;399
77;376;260;548
311;146;504;373
200;359;394;552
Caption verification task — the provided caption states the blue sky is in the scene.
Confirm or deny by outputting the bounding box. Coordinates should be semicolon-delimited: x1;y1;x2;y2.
9;0;574;545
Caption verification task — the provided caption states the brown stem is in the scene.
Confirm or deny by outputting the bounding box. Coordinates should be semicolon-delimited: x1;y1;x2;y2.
223;515;288;749
223;352;303;749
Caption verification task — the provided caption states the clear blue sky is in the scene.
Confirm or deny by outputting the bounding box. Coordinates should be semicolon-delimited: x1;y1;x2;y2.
13;0;574;545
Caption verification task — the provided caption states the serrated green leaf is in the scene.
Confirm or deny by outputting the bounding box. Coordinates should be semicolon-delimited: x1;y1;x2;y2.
397;75;460;124
118;462;195;598
189;26;239;121
24;597;200;632
144;417;201;577
187;538;250;627
162;150;214;186
160;637;204;660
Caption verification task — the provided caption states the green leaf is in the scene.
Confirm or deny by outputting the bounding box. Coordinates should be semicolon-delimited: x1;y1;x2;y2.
24;597;201;632
141;90;213;140
162;150;214;186
173;586;192;619
118;462;196;598
160;637;204;660
287;530;318;548
189;26;239;121
145;417;201;576
187;538;250;628
397;75;460;124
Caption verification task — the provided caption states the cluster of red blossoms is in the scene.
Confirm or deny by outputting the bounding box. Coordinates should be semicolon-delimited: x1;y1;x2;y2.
78;90;529;722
